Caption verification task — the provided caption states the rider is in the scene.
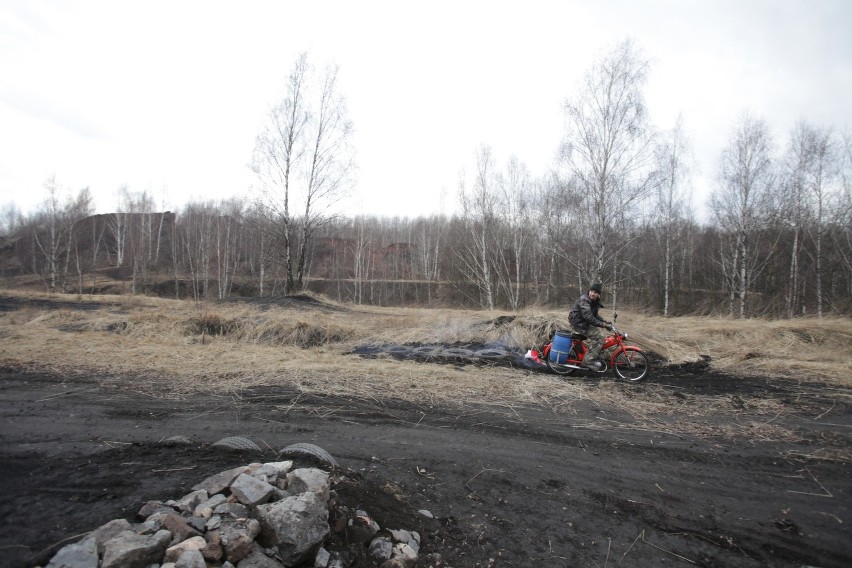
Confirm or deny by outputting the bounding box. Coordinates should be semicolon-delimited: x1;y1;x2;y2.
568;282;613;371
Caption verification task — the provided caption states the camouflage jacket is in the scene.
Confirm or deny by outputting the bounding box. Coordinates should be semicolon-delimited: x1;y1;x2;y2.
568;293;607;333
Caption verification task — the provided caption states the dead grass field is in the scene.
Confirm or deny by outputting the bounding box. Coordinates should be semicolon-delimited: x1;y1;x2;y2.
2;290;849;405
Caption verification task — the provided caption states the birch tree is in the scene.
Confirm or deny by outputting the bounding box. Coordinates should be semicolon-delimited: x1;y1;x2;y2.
1;203;22;236
782;121;816;317
31;178;92;291
252;53;354;294
457;146;497;310
559;39;656;283
494;156;533;310
799;124;837;317
710;113;776;318
654;116;692;316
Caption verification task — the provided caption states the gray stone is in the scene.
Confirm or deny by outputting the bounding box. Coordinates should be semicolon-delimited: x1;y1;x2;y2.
236;544;284;567
138;500;175;519
46;537;98;568
417;509;434;519
219;518;261;564
388;529;411;543
214;502;250;519
230;473;275;506
193;465;248;494
173;489;208;513
134;520;161;535
347;514;379;543
201;531;223;562
194;493;228;517
267;460;293;474
83;518;133;555
206;515;222;531
368;536;393;562
248;463;279;483
147;512;203;542
314;547;331;568
406;538;420;554
164;536;207;563
272;487;291;501
256;492;329;565
174;548;207;568
285;468;330;501
391;542;418;564
187;516;207;532
101;529;171;568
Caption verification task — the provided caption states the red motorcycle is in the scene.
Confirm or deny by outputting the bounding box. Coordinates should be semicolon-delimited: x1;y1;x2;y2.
541;316;649;382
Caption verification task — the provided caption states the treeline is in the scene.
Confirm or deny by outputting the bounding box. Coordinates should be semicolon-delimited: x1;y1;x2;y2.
1;42;850;317
0;168;849;318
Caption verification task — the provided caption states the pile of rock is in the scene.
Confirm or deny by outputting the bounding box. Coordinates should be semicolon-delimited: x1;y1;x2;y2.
43;459;429;568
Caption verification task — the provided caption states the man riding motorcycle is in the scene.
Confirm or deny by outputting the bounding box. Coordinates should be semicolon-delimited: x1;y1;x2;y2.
568;282;613;371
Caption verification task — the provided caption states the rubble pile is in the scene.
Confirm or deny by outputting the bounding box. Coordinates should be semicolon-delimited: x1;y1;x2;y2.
43;456;433;568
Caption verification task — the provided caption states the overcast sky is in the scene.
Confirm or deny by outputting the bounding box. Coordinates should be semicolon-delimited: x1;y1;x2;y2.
1;0;850;220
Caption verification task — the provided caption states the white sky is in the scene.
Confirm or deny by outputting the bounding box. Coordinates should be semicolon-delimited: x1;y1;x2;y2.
1;0;850;220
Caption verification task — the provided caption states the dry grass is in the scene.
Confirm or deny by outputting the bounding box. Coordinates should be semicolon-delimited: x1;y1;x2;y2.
1;290;849;448
617;312;852;383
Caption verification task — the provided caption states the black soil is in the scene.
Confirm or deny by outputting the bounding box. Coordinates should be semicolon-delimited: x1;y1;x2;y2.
0;357;850;567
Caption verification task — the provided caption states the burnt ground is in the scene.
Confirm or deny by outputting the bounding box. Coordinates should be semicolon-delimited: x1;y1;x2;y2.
0;364;849;568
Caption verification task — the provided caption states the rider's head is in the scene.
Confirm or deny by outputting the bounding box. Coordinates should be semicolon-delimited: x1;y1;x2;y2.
589;282;603;299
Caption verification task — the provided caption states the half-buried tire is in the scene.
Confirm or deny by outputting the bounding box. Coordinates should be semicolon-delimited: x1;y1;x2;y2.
279;442;339;468
212;436;262;452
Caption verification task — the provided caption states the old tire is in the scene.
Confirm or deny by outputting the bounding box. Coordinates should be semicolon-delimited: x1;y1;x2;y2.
279;442;339;468
212;436;261;452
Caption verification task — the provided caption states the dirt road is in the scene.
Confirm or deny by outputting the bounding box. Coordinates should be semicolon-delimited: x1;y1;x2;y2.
0;366;849;568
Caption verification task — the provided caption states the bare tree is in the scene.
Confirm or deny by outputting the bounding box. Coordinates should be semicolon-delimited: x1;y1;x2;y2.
412;215;445;305
352;215;373;305
31;177;65;291
834;130;852;301
214;199;245;299
559;39;657;283
494;156;533;310
782;121;816;317
654;115;693;316
0;202;22;236
800;125;837;317
457;145;498;309
295;63;355;290
31;178;93;292
711;113;777;318
252;53;354;294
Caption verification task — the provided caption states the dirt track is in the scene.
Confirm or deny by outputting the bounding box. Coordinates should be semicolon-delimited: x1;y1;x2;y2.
0;362;849;568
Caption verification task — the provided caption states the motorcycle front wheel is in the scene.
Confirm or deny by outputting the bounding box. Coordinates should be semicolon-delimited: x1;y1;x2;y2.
612;350;649;382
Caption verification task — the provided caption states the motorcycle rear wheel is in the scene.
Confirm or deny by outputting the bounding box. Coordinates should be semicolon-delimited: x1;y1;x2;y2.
612;350;649;382
546;352;576;376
